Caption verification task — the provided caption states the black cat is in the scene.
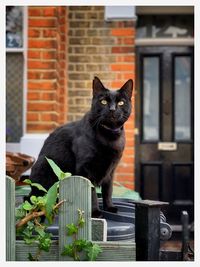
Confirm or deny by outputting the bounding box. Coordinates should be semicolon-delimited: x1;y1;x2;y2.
28;76;133;217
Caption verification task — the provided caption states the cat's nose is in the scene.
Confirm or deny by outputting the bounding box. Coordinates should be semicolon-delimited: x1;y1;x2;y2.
109;104;116;111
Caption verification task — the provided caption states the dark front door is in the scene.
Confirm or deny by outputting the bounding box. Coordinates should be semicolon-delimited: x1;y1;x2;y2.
135;46;194;224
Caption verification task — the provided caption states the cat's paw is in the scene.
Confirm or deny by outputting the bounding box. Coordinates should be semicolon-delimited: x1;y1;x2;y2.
92;209;103;218
105;206;118;213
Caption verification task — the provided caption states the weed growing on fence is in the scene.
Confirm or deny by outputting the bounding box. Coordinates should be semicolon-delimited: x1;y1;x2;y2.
62;208;102;261
15;157;102;261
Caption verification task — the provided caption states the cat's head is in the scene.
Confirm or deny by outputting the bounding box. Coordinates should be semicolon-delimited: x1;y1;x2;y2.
90;76;133;134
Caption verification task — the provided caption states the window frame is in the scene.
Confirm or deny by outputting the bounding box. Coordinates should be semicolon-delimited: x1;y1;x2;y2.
6;6;28;148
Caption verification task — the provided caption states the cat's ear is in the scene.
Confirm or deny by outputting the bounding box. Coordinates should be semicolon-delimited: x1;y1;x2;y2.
93;76;106;96
119;79;133;99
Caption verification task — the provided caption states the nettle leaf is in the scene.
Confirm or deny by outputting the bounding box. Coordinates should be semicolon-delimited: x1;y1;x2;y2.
35;226;46;237
38;236;52;252
66;223;78;236
45;182;59;224
22;201;33;211
15;207;26;219
74;239;88;252
45;157;71;180
85;243;102;261
24;237;36;245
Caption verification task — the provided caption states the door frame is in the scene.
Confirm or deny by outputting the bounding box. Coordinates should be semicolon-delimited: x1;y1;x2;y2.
135;43;194;196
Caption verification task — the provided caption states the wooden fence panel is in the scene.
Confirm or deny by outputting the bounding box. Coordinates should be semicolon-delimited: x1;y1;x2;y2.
6;176;16;261
58;176;92;260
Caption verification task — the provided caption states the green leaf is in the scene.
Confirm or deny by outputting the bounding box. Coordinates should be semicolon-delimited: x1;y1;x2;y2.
23;179;47;193
66;223;78;236
24;237;36;245
45;157;64;180
15;207;26;219
30;195;37;204
22;200;33;211
85;243;102;261
38;236;52;252
37;196;46;207
78;217;85;228
31;183;47;193
45;157;71;180
35;226;46;237
23;179;32;184
61;244;74;257
74;239;88;252
45;182;59;224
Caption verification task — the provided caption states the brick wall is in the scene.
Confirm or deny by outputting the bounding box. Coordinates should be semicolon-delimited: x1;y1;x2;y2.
68;6;136;189
27;6;68;132
26;6;136;189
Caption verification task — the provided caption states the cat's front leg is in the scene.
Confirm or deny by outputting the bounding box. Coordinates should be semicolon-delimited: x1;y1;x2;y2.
101;178;118;213
91;187;103;218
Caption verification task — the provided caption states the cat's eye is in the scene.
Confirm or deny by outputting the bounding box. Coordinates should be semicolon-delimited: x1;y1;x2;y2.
100;99;107;105
118;100;125;106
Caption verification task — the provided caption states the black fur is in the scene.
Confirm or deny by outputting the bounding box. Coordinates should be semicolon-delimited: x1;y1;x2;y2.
28;77;133;217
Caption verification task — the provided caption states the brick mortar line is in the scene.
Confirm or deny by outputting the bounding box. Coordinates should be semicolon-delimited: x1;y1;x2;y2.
28;79;57;82
68;44;135;46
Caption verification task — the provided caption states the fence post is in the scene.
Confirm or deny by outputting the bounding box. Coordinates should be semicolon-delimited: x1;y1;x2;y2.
135;200;168;261
6;176;16;261
58;176;92;260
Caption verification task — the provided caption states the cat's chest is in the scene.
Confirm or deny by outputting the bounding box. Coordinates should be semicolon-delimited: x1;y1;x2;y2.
83;144;122;183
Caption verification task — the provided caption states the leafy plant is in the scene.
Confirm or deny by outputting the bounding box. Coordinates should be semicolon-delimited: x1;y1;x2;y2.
16;157;101;261
62;209;102;261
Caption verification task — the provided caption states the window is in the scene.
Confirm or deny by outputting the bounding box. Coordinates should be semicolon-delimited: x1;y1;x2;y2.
142;56;160;141
6;6;26;143
174;56;192;141
136;15;194;39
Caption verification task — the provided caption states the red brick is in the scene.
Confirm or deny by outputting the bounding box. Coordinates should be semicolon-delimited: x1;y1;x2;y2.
112;46;134;54
28;40;57;49
27;92;40;100
28;61;56;70
123;37;134;45
28;29;41;38
41;92;58;101
29;18;56;27
40;113;59;122
42;51;57;60
28;81;56;90
27;123;58;132
116;165;134;174
27;113;39;121
111;64;134;71
121;156;134;164
27;102;57;112
43;29;57;38
43;7;57;17
28;51;41;59
28;8;41;16
111;29;134;36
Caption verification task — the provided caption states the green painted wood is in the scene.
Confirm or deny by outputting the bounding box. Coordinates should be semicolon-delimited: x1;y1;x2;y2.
16;240;59;261
6;176;16;261
58;176;92;260
15;240;135;261
95;241;136;261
